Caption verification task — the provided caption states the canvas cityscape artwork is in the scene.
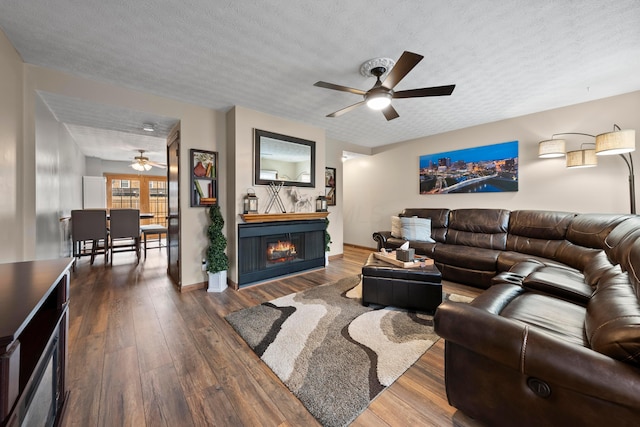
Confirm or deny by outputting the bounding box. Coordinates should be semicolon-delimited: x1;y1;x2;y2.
419;140;518;194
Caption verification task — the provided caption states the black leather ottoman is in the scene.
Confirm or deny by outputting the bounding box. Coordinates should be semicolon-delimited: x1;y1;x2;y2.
362;253;442;312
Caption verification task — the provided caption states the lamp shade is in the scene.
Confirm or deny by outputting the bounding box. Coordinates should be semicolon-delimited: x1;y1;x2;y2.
566;149;597;168
538;139;566;158
595;129;635;156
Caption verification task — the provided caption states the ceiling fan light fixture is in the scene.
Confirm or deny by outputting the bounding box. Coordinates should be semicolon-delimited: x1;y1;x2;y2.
131;162;145;171
366;92;392;110
142;123;155;132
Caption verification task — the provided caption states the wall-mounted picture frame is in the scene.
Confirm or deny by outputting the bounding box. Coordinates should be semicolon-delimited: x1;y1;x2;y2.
419;140;518;194
325;167;336;206
190;149;218;207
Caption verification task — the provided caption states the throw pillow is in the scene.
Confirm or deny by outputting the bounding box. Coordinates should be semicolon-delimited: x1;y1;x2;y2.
391;216;403;238
400;217;435;243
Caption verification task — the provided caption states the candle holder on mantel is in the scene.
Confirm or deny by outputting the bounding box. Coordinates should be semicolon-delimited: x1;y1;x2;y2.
243;189;259;214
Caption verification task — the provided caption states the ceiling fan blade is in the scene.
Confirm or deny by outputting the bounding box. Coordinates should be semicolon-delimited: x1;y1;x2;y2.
314;81;366;96
381;51;424;90
326;100;366;118
393;84;456;99
148;161;166;168
381;105;399;121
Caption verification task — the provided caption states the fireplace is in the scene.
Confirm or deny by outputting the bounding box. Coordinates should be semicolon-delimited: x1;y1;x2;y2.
238;219;326;286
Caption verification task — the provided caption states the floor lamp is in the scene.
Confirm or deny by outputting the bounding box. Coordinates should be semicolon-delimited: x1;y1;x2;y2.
538;127;636;214
596;127;636;214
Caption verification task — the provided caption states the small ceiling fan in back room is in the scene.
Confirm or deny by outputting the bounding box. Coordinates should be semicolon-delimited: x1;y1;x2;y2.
130;150;166;171
314;51;455;121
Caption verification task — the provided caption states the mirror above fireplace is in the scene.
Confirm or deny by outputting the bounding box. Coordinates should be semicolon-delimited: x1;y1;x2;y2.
254;129;315;187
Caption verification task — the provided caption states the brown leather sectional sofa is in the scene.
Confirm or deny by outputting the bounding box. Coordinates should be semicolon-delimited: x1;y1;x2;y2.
372;208;640;426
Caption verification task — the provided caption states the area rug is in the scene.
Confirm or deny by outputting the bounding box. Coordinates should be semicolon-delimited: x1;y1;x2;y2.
225;275;472;427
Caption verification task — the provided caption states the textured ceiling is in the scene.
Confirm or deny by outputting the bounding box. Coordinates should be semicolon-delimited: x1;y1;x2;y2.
4;1;640;163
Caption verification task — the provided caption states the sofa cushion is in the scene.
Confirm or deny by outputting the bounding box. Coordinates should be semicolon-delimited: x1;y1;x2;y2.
434;243;501;271
391;215;402;238
400;208;449;243
499;292;588;347
400;216;435;242
604;216;640;268
446;209;510;250
566;213;631;249
586;268;640;367
508;210;575;240
496;250;567;272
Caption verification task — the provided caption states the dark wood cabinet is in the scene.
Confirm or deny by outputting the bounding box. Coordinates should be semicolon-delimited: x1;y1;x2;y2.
0;258;73;427
190;149;218;207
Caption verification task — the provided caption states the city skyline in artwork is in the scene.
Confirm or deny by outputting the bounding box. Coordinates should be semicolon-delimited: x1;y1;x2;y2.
419;140;519;194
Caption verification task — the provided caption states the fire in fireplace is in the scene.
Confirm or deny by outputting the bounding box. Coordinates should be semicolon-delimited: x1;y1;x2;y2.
267;240;297;263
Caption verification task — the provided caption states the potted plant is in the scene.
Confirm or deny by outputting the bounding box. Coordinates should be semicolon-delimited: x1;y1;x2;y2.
206;205;229;292
324;218;332;266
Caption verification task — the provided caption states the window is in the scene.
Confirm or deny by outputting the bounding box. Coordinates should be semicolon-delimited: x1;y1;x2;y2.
106;174;167;227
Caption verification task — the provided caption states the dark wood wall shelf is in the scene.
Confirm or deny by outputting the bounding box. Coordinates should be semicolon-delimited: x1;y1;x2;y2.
190;149;218;207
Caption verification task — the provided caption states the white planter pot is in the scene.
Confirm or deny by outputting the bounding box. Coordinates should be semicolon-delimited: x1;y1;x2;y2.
207;270;228;292
325;252;329;266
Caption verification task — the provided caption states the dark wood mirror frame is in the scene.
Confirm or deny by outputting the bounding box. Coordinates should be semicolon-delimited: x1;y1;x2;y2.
254;129;315;188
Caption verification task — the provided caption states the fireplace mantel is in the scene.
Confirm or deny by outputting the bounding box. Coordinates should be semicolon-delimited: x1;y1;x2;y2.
240;212;329;223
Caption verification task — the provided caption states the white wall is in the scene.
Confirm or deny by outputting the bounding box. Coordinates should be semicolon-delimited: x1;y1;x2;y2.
325;138;345;255
344;91;640;248
226;106;328;284
0;29;24;262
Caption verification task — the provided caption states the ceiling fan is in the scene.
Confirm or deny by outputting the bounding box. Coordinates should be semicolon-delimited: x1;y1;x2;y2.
130;150;166;171
314;51;455;121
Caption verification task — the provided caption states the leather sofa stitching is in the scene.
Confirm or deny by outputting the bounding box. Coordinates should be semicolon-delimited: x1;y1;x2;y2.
589;315;640;342
520;325;529;373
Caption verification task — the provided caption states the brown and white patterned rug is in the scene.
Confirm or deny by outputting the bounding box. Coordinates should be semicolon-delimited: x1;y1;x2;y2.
226;275;471;427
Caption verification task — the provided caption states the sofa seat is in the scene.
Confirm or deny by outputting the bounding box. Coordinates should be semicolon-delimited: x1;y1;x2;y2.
435;281;640;426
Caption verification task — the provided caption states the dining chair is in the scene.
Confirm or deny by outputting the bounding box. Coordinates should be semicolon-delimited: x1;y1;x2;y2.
109;209;141;264
71;209;109;265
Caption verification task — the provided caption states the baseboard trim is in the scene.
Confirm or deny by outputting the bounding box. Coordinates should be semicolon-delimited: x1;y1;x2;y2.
344;243;377;251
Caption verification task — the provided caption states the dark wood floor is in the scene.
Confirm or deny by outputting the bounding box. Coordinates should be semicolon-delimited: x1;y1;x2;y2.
62;245;481;426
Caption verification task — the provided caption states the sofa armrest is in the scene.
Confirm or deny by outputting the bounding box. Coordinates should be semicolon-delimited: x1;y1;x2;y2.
372;231;392;250
434;301;640;406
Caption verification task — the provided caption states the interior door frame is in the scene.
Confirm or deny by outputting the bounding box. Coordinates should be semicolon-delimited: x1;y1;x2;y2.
167;125;181;287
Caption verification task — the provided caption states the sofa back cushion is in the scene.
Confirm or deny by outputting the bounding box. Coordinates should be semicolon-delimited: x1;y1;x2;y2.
506;210;575;259
604;216;640;268
566;213;631;249
400;208;450;243
446;209;510;250
586;245;640;367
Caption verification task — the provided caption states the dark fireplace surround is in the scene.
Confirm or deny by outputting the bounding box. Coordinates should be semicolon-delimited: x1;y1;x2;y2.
238;219;326;286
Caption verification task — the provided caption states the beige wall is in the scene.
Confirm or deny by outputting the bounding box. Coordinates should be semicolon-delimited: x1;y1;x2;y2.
344;91;640;248
0;29;24;262
19;64;225;288
226;106;327;284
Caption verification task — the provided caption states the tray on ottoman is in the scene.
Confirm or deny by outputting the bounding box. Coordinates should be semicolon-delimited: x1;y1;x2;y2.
362;253;442;313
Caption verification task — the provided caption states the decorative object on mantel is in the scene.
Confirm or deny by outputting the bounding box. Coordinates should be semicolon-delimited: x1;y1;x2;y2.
288;187;314;212
316;193;328;212
264;181;287;213
538;125;636;213
240;212;329;223
243;188;259;214
206;205;229;292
